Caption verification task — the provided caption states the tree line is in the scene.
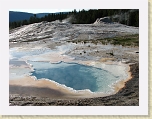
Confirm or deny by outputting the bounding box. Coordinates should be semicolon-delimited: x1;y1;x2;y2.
9;9;139;29
71;9;139;27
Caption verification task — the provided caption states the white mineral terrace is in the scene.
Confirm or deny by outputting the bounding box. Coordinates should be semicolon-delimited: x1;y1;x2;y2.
9;21;138;99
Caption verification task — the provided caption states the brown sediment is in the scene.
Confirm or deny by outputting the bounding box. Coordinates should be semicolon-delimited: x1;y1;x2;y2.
9;85;66;99
9;76;80;99
99;58;116;62
112;65;132;93
9;76;105;99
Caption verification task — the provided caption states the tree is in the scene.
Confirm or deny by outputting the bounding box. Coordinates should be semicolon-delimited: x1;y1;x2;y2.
22;20;28;25
128;11;139;26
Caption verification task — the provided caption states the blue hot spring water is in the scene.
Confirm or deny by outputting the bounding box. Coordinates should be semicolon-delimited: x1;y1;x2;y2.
28;61;121;93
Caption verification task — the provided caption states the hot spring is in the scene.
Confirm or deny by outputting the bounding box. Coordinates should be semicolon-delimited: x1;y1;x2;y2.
9;46;130;95
27;61;129;94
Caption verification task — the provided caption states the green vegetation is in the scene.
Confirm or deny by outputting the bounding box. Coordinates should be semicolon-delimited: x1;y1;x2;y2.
106;52;114;56
99;34;139;46
21;38;39;42
10;35;52;43
67;34;139;47
9;9;139;29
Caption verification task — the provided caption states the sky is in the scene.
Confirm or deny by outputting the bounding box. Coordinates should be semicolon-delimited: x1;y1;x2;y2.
9;9;88;14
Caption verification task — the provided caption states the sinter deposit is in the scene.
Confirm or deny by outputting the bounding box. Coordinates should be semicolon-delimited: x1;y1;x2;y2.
9;18;139;105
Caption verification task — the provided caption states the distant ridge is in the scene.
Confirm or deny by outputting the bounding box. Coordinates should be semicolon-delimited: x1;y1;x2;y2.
9;11;50;22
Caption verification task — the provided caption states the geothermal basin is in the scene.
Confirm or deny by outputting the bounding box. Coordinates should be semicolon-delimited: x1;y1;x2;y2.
9;43;131;99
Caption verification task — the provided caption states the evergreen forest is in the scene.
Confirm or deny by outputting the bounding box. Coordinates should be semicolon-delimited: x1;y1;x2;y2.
9;9;139;29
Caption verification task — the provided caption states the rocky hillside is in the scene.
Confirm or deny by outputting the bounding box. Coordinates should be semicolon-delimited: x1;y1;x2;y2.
9;20;138;43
